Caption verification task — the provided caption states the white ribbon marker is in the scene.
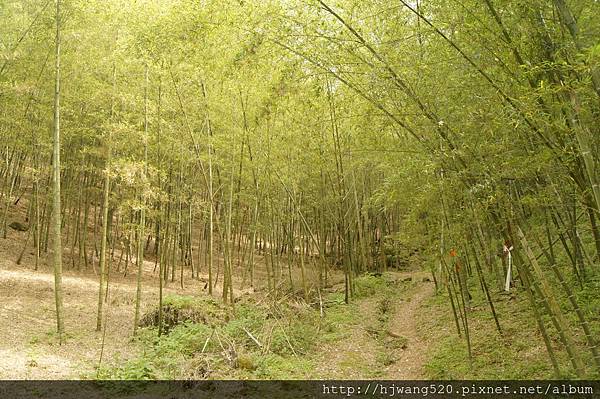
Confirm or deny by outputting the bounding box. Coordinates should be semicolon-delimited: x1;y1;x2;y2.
504;244;514;292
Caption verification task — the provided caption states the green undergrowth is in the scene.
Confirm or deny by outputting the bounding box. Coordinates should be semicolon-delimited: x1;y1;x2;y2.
353;272;396;298
94;272;409;379
420;266;600;379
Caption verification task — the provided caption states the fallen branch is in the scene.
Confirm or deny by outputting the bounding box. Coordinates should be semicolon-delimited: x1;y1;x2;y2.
243;327;263;349
201;328;216;353
275;320;298;357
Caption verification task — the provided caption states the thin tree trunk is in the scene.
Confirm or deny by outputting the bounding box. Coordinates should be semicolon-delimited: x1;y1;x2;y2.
51;0;65;342
133;64;149;335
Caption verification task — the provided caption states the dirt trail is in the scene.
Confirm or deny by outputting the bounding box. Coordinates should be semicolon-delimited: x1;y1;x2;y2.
312;272;435;379
384;275;435;379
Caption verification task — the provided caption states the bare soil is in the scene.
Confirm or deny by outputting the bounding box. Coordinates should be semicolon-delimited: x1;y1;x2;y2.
384;273;435;379
0;221;235;379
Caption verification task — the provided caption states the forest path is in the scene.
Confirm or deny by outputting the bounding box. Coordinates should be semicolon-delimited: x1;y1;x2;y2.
383;273;434;379
312;271;435;379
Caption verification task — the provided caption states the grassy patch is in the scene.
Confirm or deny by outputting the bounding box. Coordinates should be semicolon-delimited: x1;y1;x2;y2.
419;267;600;379
253;354;315;379
353;272;398;299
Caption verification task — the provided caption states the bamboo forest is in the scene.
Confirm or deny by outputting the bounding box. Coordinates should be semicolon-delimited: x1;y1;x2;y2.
1;0;600;385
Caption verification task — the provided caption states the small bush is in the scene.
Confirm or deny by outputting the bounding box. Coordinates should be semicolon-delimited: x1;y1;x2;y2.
139;295;226;333
221;303;271;349
152;322;214;357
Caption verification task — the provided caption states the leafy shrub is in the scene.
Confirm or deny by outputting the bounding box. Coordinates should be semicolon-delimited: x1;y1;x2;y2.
139;295;226;332
96;357;156;380
153;322;214;357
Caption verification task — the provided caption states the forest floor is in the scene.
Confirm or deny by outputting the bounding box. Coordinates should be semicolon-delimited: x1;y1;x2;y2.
2;217;593;380
311;272;433;380
0;219;436;379
0;210;230;379
0;232;202;379
4;197;596;381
